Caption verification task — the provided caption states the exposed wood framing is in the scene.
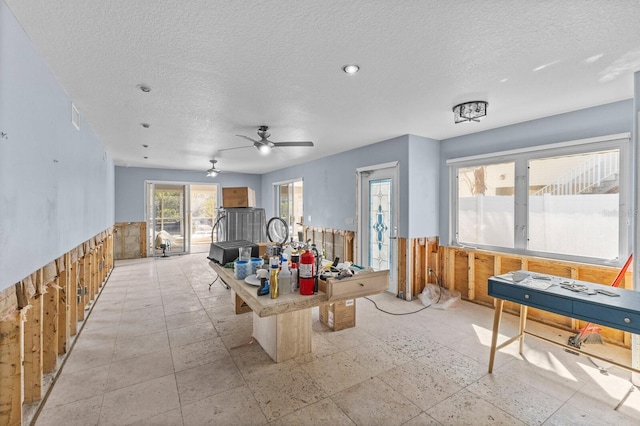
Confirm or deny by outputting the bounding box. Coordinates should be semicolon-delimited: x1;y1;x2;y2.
439;245;634;348
397;238;407;298
0;312;23;426
57;254;70;355
69;259;78;336
42;281;59;374
302;227;355;262
77;254;88;322
23;270;43;404
0;229;114;425
113;222;146;260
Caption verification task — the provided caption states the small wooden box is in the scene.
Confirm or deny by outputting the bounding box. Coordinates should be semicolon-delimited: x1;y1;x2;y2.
231;290;252;314
320;270;389;301
319;299;355;331
222;187;256;208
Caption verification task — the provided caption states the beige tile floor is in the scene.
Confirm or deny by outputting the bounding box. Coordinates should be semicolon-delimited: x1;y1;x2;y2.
34;254;640;425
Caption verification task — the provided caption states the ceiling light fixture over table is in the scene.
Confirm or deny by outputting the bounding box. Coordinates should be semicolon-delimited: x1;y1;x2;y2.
453;101;488;123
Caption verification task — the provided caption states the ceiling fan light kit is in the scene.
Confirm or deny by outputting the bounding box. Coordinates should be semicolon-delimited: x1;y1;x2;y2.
206;159;221;177
233;126;315;156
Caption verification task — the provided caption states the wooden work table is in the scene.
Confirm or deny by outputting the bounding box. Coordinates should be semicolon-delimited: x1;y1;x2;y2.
209;261;388;362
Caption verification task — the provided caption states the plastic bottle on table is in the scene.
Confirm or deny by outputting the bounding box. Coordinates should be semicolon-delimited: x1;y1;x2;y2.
278;261;291;295
290;263;298;292
269;256;279;299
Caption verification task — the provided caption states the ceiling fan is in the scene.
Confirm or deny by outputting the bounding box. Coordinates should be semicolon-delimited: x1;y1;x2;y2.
234;126;314;155
205;159;222;177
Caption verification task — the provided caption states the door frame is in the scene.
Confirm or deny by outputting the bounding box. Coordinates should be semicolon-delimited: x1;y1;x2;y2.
272;177;305;242
145;180;191;256
355;161;400;296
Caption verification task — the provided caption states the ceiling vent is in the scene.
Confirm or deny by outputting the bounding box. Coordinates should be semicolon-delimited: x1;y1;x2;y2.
71;103;80;130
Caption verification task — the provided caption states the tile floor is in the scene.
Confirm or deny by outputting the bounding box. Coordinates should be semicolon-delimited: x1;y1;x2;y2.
34;254;640;425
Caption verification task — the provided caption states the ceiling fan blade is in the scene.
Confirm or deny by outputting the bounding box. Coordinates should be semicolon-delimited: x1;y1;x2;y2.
236;135;259;143
217;145;252;153
271;141;314;147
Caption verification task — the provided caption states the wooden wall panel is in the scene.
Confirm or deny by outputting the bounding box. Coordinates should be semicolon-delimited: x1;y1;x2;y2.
23;294;43;404
439;246;634;348
397;238;406;298
42;283;59;374
453;250;470;299
113;222;146;260
527;260;572;278
0;313;23;426
0;229;113;425
473;253;495;306
497;257;522;275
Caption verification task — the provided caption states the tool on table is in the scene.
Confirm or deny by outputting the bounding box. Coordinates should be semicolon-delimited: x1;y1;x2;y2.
567;253;633;349
256;269;270;296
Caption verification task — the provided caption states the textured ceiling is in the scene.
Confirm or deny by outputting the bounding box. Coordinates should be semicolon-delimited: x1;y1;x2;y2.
6;0;640;174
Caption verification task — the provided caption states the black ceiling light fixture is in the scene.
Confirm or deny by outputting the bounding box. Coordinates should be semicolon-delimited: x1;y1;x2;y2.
453;101;488;123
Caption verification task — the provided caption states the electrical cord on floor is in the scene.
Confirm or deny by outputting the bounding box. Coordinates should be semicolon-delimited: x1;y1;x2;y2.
363;296;431;315
364;268;445;315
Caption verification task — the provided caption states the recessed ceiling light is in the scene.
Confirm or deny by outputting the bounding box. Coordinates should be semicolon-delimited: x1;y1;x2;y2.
141;123;150;128
137;84;151;93
342;64;360;74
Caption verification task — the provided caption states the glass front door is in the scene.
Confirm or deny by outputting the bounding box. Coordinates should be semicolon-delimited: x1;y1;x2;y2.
359;164;398;294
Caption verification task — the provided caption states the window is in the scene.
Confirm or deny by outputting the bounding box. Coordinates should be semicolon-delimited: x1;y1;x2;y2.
274;179;304;242
450;134;629;264
457;162;515;248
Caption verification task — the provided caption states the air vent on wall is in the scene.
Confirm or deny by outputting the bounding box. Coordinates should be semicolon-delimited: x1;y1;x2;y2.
71;103;80;130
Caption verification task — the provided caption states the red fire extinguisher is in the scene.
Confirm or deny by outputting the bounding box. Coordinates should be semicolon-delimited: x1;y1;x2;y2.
299;249;315;295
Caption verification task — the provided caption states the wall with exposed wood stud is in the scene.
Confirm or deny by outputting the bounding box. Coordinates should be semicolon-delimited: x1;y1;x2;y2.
402;238;634;349
0;228;114;426
297;230;633;350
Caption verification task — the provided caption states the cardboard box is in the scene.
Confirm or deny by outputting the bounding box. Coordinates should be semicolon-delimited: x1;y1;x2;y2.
319;299;355;331
257;241;269;257
222;187;256;208
231;290;252;314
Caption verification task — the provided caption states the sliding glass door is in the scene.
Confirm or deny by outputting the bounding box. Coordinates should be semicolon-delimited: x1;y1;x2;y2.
147;182;188;256
274;179;304;242
146;182;219;256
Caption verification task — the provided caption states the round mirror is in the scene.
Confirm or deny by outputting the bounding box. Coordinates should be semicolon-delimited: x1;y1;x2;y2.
266;217;289;244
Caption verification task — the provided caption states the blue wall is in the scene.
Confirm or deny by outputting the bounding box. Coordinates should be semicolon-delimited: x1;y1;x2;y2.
407;135;440;237
261;136;412;236
114;166;262;222
438;100;633;241
0;2;115;291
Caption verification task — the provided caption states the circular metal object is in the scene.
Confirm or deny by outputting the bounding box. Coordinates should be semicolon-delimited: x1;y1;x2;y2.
266;217;289;244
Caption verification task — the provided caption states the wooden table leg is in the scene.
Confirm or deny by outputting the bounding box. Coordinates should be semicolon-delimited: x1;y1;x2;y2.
253;309;312;362
518;305;528;355
488;299;504;373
